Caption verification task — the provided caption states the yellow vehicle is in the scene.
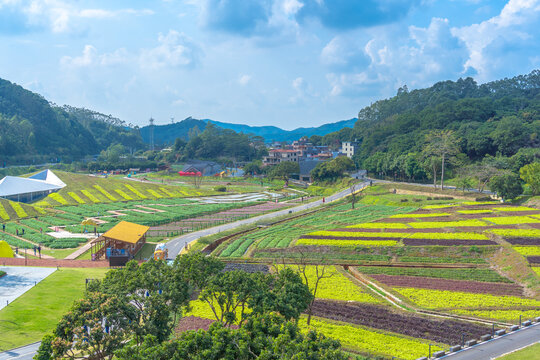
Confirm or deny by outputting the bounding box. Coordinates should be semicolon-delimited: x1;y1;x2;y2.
153;243;168;260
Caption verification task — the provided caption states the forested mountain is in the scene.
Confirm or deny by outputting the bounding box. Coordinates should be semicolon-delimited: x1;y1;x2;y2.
320;70;540;180
140;117;357;144
0;78;144;163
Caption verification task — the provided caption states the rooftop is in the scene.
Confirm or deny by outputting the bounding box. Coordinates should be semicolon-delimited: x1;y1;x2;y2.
101;221;150;244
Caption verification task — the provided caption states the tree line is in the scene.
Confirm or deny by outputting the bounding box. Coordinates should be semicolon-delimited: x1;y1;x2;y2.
35;254;352;360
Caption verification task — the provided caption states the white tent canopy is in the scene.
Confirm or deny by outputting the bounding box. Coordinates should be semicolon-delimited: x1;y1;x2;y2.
0;169;66;200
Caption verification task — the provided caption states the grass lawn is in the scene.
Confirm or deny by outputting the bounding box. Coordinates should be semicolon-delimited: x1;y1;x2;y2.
133;242;157;260
0;267;109;350
497;342;540;359
41;248;80;259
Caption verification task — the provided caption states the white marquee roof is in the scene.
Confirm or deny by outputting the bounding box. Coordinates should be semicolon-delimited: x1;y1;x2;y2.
0;170;66;197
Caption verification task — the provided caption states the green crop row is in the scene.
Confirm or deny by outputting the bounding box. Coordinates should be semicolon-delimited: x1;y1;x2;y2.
396;287;540;310
356;266;512;283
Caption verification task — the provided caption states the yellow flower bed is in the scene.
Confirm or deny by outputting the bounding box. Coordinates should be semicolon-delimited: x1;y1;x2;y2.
408;232;489;240
483;216;540;225
489;229;540;238
303;318;443;360
422;204;459;209
296;239;398;247
390;213;451;218
93;185;117;201
10;202;28;218
125;184;147;199
81;190;101;203
147;189;163;198
408;219;488;228
451;309;540;322
0;203;10;220
346;223;409;229
457;209;493;214
35;206;46;214
533;267;540;276
494;206;538;212
68;192;85;204
395;287;540;309
463;201;498;205
159;187;175;197
308;231;406;238
513;247;540;257
49;193;68;205
114;189;133;201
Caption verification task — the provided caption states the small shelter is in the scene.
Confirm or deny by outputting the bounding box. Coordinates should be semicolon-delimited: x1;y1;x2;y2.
91;221;149;265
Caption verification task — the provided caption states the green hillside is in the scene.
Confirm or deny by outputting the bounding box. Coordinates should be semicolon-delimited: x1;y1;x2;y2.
321;70;540;180
0;78;144;163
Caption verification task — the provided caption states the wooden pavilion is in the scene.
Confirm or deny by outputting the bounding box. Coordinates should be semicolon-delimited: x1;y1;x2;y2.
91;221;149;263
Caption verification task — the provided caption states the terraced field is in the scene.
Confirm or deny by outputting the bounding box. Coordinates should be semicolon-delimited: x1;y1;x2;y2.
32;171;215;208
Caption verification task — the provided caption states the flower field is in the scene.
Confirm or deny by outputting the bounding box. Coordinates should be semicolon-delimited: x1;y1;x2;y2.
310;300;490;345
395;287;540;310
370;274;523;296
186;298;443;360
295;266;383;303
290;202;540;259
483;216;540;225
302;317;443;360
356;266;512;282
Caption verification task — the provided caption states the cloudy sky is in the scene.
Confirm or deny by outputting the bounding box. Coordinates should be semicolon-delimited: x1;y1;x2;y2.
1;0;539;129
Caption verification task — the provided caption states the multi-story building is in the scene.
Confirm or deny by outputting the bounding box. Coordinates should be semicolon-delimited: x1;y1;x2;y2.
262;149;299;166
341;141;358;158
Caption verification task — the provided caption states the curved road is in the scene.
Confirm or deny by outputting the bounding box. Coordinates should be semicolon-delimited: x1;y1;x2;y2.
0;343;40;360
164;182;368;259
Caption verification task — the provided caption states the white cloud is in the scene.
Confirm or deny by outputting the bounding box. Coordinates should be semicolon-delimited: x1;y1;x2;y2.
322;17;469;97
451;0;540;79
62;31;201;70
1;0;154;33
140;30;202;69
61;45;129;67
238;74;251;85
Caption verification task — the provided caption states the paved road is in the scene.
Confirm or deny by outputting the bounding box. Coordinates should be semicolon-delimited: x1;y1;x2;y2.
0;343;40;360
442;323;540;360
164;182;367;258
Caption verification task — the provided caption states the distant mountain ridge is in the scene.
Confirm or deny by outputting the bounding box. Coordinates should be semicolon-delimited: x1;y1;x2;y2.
140;117;357;144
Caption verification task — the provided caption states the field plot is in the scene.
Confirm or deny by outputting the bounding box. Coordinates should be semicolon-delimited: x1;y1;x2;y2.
393;287;540;322
310;299;491;345
289;200;540;266
151;201;289;239
218;203;414;258
32;171;216;208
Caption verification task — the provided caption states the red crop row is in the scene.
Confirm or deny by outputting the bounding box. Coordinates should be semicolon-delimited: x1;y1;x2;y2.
527;256;540;264
505;238;540;245
370;274;523;296
310;300;491;345
403;239;497;246
299;235;399;241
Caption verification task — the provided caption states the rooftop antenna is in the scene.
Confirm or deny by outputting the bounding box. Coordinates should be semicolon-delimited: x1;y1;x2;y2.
171;116;175;124
149;117;155;151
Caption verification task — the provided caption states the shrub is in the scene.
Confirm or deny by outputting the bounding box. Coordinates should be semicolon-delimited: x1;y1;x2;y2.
214;185;227;192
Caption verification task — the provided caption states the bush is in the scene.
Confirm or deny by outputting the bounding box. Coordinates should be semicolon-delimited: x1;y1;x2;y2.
214;186;227;192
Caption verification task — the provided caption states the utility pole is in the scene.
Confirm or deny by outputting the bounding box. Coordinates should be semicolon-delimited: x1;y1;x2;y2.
149;117;155;151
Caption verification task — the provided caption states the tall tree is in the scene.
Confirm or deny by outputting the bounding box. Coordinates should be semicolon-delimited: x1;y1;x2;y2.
424;130;460;189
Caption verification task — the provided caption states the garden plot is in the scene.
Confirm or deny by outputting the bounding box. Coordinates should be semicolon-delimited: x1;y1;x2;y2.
195;191;289;203
148;202;290;238
310;299;491;345
294;202;540;251
393;287;540;322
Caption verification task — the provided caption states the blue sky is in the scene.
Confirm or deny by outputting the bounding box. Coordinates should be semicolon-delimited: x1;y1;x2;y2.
1;0;539;129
